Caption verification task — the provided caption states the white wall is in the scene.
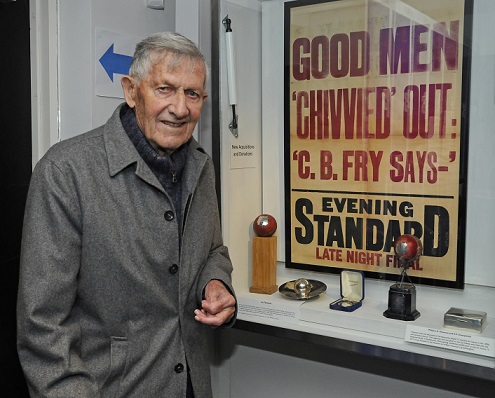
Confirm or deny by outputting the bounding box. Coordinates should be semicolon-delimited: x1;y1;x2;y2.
219;0;263;291
33;0;214;156
58;0;174;140
464;0;495;287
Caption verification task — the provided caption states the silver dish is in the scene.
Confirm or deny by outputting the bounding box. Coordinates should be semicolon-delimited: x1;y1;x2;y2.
279;279;327;300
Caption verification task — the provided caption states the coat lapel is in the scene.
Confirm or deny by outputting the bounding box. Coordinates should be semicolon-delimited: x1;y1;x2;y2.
103;104;166;193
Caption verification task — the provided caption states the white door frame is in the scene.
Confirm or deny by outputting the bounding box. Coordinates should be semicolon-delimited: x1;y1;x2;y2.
30;0;60;166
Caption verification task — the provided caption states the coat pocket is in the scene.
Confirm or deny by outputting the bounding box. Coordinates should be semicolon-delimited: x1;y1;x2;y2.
102;336;128;398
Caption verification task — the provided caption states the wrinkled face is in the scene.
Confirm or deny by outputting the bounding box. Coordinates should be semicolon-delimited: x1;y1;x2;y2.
122;53;207;155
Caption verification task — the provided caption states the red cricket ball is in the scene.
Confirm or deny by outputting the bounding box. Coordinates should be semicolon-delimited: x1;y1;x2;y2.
253;214;277;237
394;234;422;262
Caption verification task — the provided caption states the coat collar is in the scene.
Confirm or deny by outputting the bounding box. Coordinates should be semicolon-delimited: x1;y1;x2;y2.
104;104;141;177
103;104;208;196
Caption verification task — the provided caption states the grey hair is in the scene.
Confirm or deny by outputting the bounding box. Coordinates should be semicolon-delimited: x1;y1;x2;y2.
129;32;209;87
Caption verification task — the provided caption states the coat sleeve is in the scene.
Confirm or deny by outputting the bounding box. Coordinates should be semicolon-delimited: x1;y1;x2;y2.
197;221;238;327
193;160;237;324
17;157;100;397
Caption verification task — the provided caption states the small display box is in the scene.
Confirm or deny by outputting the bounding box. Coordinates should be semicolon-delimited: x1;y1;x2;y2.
444;307;487;333
330;270;365;312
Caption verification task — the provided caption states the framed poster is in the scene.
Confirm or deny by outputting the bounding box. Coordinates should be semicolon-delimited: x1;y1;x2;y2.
284;0;473;288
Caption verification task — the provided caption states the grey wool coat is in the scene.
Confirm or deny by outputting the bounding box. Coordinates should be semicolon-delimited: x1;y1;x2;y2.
17;104;235;397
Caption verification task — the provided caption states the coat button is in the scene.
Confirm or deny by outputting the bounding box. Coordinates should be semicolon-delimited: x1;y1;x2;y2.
174;363;184;373
169;264;179;274
164;211;174;221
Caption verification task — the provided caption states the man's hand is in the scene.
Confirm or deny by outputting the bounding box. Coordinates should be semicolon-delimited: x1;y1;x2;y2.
194;280;236;327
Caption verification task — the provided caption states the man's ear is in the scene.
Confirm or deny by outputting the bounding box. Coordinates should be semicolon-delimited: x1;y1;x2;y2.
121;76;136;108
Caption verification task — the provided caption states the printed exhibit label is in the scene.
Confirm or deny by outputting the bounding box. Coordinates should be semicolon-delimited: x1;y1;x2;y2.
405;325;495;357
238;296;301;324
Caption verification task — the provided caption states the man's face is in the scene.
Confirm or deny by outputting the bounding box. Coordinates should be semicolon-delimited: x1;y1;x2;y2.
122;54;208;155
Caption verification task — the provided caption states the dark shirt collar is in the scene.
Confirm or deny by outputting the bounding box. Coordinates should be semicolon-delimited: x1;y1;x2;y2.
120;103;189;192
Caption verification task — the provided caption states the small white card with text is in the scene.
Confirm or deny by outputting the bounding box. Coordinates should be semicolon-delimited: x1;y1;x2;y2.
405;325;495;357
238;296;301;324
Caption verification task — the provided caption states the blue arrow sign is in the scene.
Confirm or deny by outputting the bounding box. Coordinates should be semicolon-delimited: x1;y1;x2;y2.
99;43;132;82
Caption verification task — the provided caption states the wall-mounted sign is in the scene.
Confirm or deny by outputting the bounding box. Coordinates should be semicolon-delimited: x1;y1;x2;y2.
95;28;140;98
284;0;473;288
230;140;258;169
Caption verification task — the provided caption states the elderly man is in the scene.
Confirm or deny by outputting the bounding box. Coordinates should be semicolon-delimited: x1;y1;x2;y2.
17;32;236;397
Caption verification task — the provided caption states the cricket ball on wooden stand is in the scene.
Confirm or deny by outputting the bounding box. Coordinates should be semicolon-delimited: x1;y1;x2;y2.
253;214;277;237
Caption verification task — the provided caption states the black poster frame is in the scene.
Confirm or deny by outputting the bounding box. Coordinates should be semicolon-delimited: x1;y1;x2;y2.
284;0;473;288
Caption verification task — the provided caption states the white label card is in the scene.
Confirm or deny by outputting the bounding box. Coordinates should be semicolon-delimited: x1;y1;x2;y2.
405;325;495;358
238;296;301;324
230;141;258;169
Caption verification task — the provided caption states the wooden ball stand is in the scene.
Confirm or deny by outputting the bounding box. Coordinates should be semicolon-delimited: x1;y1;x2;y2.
250;235;278;294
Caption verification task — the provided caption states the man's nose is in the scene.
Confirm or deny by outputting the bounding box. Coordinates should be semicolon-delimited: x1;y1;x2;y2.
169;91;189;118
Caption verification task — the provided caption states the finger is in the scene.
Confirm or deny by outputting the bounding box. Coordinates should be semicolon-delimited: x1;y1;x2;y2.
194;310;222;327
202;298;234;316
194;307;235;327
